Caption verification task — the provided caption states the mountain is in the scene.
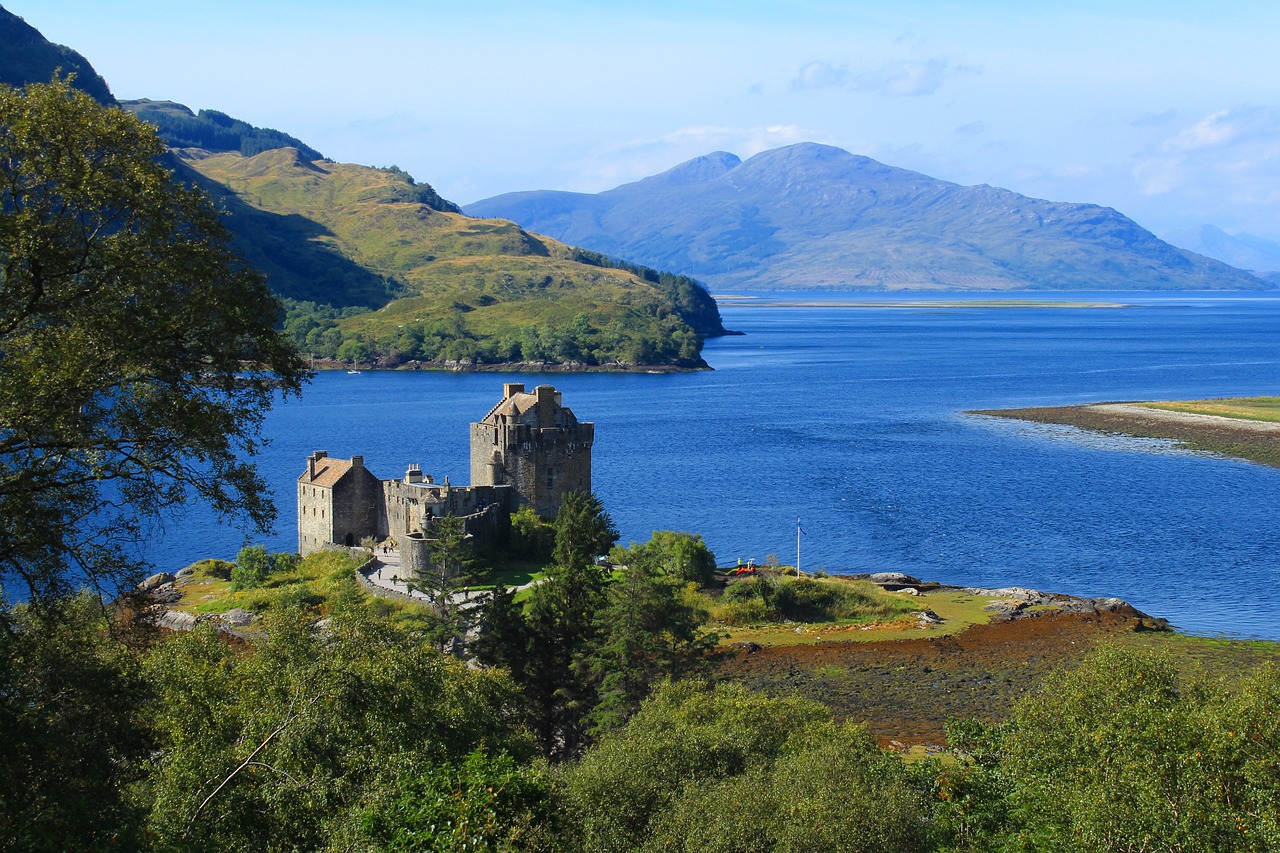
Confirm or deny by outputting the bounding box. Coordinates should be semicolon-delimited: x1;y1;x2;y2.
465;143;1266;292
174;147;725;368
0;5;113;103
1166;224;1280;274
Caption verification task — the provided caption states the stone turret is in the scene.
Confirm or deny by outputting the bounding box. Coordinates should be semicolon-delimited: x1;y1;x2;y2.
470;383;593;518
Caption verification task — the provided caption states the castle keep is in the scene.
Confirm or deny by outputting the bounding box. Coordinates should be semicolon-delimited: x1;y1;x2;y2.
471;383;594;518
297;384;593;560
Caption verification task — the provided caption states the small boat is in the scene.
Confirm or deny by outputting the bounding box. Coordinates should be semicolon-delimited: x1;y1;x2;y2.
347;369;363;375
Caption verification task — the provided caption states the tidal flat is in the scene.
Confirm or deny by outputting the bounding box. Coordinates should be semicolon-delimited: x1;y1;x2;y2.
971;397;1280;470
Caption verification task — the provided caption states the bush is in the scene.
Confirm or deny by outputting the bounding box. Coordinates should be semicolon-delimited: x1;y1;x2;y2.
230;545;272;590
508;506;554;559
230;546;301;591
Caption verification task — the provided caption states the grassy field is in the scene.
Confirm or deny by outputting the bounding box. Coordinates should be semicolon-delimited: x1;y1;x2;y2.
702;574;993;646
1141;396;1280;422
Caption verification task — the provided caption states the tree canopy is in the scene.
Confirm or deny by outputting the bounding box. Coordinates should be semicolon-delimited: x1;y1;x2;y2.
0;79;308;604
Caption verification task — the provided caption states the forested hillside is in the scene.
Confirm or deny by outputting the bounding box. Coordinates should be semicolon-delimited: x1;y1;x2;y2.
176;147;725;368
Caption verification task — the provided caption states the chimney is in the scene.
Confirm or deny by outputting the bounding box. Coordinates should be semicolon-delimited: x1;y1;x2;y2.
536;385;556;425
405;464;423;484
351;455;364;470
503;382;525;399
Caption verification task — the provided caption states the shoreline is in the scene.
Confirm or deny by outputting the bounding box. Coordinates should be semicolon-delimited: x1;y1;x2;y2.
970;400;1280;469
310;359;710;374
712;296;1130;309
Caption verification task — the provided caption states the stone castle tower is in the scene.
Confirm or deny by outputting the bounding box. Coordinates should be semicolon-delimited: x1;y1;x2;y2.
470;383;594;518
298;384;592;555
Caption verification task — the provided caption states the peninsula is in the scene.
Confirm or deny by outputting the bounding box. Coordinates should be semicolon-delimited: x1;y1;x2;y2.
971;397;1280;469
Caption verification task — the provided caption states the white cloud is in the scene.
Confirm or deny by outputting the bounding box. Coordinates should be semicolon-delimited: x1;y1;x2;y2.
1122;106;1280;235
954;120;985;136
788;57;978;98
790;60;849;91
1162;109;1243;153
850;58;976;97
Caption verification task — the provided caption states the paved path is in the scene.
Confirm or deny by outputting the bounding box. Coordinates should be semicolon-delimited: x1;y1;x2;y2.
361;549;496;607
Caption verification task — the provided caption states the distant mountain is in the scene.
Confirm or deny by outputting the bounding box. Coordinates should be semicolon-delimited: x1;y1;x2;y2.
1166;224;1280;273
0;5;113;103
466;143;1266;292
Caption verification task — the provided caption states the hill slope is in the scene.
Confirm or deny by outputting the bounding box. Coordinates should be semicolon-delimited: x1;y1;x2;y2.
466;143;1265;292
176;148;725;368
0;5;113;103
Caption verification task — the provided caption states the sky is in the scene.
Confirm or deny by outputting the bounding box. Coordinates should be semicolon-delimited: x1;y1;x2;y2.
13;1;1280;242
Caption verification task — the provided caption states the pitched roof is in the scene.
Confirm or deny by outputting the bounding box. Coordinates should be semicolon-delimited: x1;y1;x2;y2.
300;456;352;488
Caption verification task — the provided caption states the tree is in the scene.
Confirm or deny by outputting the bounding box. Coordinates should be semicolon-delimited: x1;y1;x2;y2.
141;603;538;851
552;491;618;572
472;581;533;681
612;530;717;586
563;680;833;850
0;594;151;851
230;544;272;590
419;515;476;653
995;645;1280;852
585;557;719;734
0;79;308;604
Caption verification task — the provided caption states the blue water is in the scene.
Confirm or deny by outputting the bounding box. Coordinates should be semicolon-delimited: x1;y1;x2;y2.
142;291;1280;639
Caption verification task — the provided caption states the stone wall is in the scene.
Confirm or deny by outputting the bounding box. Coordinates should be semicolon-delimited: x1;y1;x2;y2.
330;457;384;547
297;480;334;555
353;557;424;607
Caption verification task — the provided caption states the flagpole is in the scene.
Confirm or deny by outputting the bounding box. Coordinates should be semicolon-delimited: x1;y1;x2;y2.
796;516;802;577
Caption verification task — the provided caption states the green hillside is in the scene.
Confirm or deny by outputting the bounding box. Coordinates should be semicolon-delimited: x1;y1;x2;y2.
176;148;725;368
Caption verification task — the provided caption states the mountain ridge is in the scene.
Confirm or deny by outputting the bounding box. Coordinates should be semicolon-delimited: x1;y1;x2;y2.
467;142;1266;292
1167;224;1280;274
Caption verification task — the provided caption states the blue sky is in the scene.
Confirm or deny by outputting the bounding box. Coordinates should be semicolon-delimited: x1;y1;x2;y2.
14;1;1280;241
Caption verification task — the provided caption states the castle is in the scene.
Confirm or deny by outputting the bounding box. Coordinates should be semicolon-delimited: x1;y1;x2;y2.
297;383;593;570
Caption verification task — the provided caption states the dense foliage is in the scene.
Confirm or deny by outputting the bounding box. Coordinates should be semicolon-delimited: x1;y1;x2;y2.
122;99;327;162
5;575;1280;851
0;80;307;603
569;247;729;338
